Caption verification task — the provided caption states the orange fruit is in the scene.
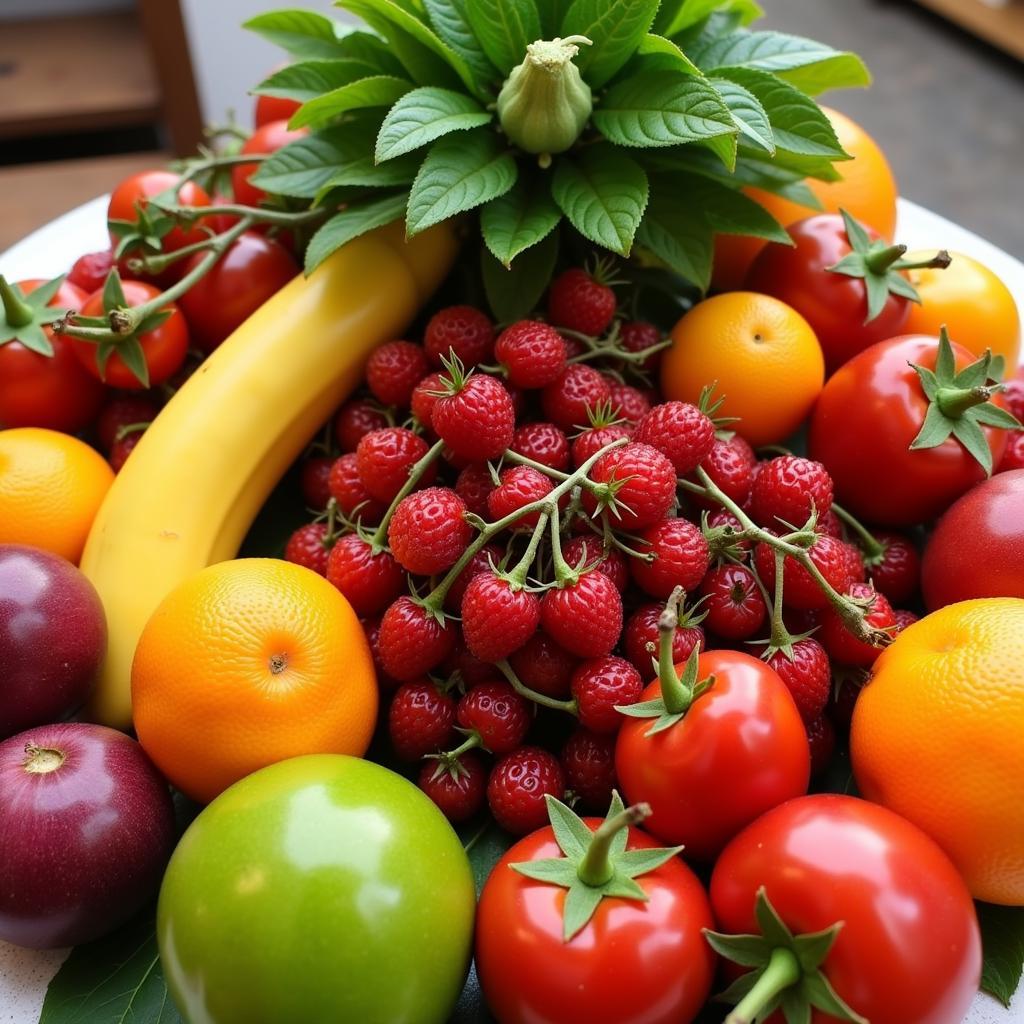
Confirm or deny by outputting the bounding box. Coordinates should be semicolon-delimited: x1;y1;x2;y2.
712;106;899;290
132;558;377;804
661;292;824;447
903;250;1021;368
851;598;1024;905
0;427;114;564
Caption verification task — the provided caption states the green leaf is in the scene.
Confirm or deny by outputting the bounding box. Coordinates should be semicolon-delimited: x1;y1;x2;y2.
665;172;789;241
561;0;661;88
335;28;409;76
909;402;954;451
935;327;956;380
6;322;52;355
480;177;561;265
631;33;702;75
243;10;348;60
304;191;409;273
952;416;994;475
116;337;151;389
614;697;672;718
703;929;773;966
979;903;1024;1007
509;857;581;886
754;888;795;949
709;76;773;152
802;971;868;1023
102;269;127;310
480;227;559;321
250;126;371;196
544;794;594;858
973;403;1022;430
465;0;542;75
602;875;648;900
375;87;492;161
656;0;763;36
593;71;735;148
423;0;499;87
562;882;605;940
290;76;414;129
539;0;574;35
21;275;65;308
406;129;517;234
551;147;648;256
616;846;683;876
635;195;714;290
254;59;380;101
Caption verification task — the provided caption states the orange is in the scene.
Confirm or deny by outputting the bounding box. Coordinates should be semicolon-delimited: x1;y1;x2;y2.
851;598;1024;905
904;250;1021;368
713;106;899;290
132;558;377;804
0;427;114;564
661;292;824;447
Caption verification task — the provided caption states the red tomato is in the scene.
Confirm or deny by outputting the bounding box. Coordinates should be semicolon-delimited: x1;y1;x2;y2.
745;214;910;373
476;821;715;1024
107;171;212;254
73;281;189;390
710;794;981;1024
922;468;1024;608
231;121;309;208
255;94;301;128
614;650;809;861
0;278;104;432
809;335;1008;526
178;232;297;352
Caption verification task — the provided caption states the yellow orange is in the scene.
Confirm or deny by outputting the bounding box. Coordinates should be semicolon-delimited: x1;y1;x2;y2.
132;558;377;804
0;427;114;564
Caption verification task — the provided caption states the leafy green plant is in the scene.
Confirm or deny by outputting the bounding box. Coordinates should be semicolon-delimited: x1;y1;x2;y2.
246;0;869;287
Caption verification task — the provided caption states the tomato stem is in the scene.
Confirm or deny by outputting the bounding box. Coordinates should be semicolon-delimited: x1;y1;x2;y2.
862;242;906;275
726;946;801;1024
576;803;651;887
497;659;578;714
936;384;998;419
0;276;34;328
658;589;692;714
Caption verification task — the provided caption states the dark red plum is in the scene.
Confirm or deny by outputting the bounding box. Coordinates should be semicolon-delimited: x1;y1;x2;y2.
0;722;176;948
0;544;107;738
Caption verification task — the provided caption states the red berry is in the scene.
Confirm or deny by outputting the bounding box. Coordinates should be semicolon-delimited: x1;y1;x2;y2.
548;267;616;336
432;373;515;462
507;632;578;700
441;642;497;688
630;518;710;599
571;656;643;734
634;402;715;476
378;597;456;681
997;430;1024;472
410;371;445;430
831;668;869;730
300;456;334;511
607;381;652;424
109;431;144;472
387;679;457;761
487;466;553;530
418;752;487;822
335;399;389;452
819;582;896;667
760;637;831;724
510;422;570;472
96;395;159;450
817;509;844;538
699;563;766;639
1001;377;1024;421
623;603;703;676
582;442;676;531
494;321;567;388
749;455;834;528
284;522;332;576
691;435;757;511
753;533;857;611
363;616;401;693
541;572;623;658
571;423;632;468
864;532;920;605
68;249;114;294
424;305;494;368
487;747;565;835
388;487;472;576
457;679;531;754
461;572;541;662
327;454;385;523
561;729;617;812
356;427;434;503
893;608;919;632
326;534;405;616
366;340;428;407
842;541;866;584
444;542;504;612
455;463;494;517
806;714;836;777
561;537;629;591
541;365;612;432
619;320;663;372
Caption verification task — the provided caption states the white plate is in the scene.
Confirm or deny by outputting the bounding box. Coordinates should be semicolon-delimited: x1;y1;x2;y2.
1;196;1022;1024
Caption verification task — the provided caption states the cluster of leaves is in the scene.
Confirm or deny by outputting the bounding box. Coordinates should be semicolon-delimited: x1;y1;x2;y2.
246;0;870;288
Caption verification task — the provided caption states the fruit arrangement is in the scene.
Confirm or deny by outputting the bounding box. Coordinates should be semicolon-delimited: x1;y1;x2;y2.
2;2;1024;1023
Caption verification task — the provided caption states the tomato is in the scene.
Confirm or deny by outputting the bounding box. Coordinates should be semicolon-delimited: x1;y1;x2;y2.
709;794;981;1024
745;214;912;373
107;170;212;254
178;232;298;352
809;334;1009;526
256;93;301;128
232;120;309;208
74;281;189;390
922;469;1024;608
615;650;809;861
0;278;104;432
158;755;474;1023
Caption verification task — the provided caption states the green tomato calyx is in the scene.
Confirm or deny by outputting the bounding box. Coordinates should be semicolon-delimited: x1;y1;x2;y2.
0;274;69;355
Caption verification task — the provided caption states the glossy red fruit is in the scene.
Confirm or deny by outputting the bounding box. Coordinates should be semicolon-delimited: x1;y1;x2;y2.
487;466;553;530
806;712;836;776
107;170;212;255
571;656;643;733
356;427;434;503
327;454;385;523
334;398;389;452
387;679;457;761
582;442;676;530
541;572;623;658
432;374;515;463
749;455;834;529
547;267;617;336
457;680;531;754
109;430;144;471
818;583;895;667
753;533;857;611
619;319;664;372
418;751;487;823
366;341;429;408
325;534;405;617
68;250;115;294
691;435;758;511
560;729;617;811
231;120;309;208
454;463;494;518
541;365;612;432
699;564;766;640
623;603;703;676
298;456;332;512
377;598;456;682
424;305;493;367
283;522;332;576
388;487;471;576
630;518;710;599
560;537;629;591
997;430;1024;472
570;423;632;468
494;321;567;388
759;637;831;724
410;371;445;431
634;401;715;476
893;608;919;632
255;92;300;128
444;543;503;612
96;395;159;451
440;642;495;689
607;381;652;424
507;632;577;700
510;422;570;472
864;531;920;605
362;616;401;693
486;747;565;835
460;573;540;663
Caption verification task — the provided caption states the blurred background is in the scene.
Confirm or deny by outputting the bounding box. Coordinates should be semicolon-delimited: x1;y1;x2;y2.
0;0;1021;254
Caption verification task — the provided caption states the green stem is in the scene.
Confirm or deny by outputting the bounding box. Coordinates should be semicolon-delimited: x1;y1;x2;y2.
165;202;326;228
0;276;34;328
893;248;951;272
862;243;906;275
549;505;576;583
507;512;550;587
725;947;801;1024
176;152;266;185
504;449;571;482
567;339;671;366
576;804;651;887
369;440;445;551
936;385;996;418
831;503;885;562
497;660;578;714
126;230;221;275
658;591;692;714
768;550;791;651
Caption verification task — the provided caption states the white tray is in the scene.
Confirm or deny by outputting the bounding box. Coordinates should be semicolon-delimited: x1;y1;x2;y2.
1;196;1022;1024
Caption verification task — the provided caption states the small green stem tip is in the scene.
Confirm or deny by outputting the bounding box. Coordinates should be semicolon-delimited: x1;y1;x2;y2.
0;276;34;328
576;802;651;887
657;589;692;715
936;384;996;418
725;947;802;1024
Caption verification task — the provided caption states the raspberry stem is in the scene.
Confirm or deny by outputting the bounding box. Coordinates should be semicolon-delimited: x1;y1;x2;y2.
506;510;552;587
368;439;446;552
576;803;651;886
830;502;885;563
497;659;578;714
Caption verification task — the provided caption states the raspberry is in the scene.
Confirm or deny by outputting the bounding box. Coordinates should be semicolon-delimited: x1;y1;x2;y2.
494;321;567;388
387;679;457;761
424;305;494;367
441;642;496;688
68;249;114;294
432;373;515;463
366;340;428;407
461;572;541;662
571;424;632;468
487;466;553;530
607;381;652;424
759;637;831;724
541;365;612;432
444;542;504;612
510;422;570;472
691;435;757;511
326;534;405;616
328;454;385;524
571;656;643;733
865;531;920;605
893;608;919;632
548;267;616;336
96;395;159;450
109;431;143;472
630;518;710;599
455;463;494;517
356;427;435;503
618;320;663;372
1001;376;1024;420
541;572;623;658
582;442;676;531
831;668;869;730
561;729;617;812
753;533;857;611
388;487;472;575
507;632;578;700
335;399;389;452
817;509;844;538
362;616;400;693
842;542;866;584
377;597;456;681
284;522;332;576
418;752;487;822
487;747;566;835
806;714;835;777
818;583;895;668
410;371;446;430
623;603;703;676
457;679;531;754
561;537;629;591
300;456;333;511
749;455;834;529
699;564;766;639
634;402;715;476
997;431;1024;472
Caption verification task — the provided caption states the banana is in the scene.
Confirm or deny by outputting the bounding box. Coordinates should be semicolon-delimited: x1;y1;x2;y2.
80;222;459;729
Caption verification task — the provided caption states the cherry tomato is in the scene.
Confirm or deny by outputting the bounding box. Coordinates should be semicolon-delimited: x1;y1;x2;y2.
476;819;715;1024
73;281;189;390
745;214;910;373
615;650;809;861
231;121;309;208
0;278;104;432
107;171;212;254
256;94;301;128
809;334;1009;526
710;794;981;1024
178;232;297;352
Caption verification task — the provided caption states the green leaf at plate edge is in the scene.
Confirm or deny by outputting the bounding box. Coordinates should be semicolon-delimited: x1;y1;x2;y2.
304;192;409;273
481;227;560;322
290;76;414;130
978;902;1024;1008
250;126;376;197
253;60;381;102
375;87;492;162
